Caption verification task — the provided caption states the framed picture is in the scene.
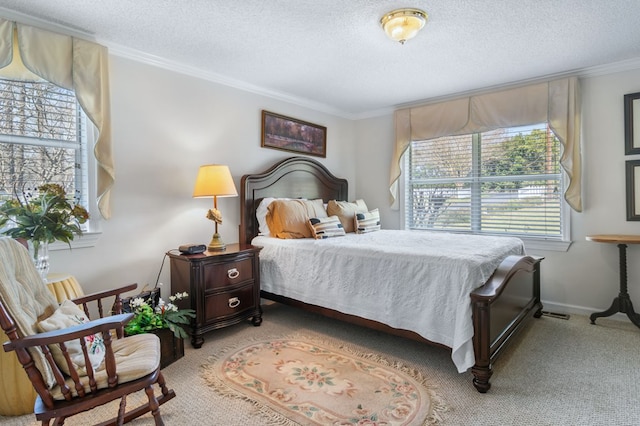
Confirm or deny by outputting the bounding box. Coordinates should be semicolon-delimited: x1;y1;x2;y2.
261;110;326;157
626;160;640;221
624;91;640;155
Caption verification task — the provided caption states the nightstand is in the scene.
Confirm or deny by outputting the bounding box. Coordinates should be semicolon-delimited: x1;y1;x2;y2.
167;243;262;348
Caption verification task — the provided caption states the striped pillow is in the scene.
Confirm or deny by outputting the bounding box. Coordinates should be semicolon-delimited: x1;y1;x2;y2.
307;215;346;239
355;209;381;234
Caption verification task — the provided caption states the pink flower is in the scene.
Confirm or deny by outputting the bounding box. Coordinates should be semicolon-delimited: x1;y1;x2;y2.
269;388;293;402
389;403;412;419
394;384;414;395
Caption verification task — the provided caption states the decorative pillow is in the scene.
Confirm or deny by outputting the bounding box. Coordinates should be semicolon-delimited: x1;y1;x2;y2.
37;299;106;376
326;199;368;233
307;215;346;239
256;197;292;236
355;208;381;234
266;199;328;239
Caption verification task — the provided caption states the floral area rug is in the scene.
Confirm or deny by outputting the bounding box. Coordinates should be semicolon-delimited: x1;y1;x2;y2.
201;335;447;425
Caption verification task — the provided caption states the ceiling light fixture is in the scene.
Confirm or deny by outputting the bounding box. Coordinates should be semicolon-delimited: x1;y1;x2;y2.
380;8;428;45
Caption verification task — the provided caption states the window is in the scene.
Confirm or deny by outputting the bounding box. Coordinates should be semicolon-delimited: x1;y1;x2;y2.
405;123;565;240
0;78;90;230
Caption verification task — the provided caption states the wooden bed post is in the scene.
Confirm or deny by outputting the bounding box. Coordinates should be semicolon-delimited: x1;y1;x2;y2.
471;301;492;393
470;256;544;393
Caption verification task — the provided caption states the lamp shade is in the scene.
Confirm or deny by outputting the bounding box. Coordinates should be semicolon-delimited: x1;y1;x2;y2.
192;164;238;198
380;8;428;44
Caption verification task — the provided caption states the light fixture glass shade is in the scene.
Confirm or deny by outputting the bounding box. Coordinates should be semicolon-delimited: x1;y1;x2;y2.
380;8;428;44
193;164;238;251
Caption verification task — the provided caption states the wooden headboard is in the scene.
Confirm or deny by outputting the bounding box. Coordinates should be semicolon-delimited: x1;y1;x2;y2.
239;157;348;244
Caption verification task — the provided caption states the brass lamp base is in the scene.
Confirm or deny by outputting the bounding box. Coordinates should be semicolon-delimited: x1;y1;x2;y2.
208;232;226;251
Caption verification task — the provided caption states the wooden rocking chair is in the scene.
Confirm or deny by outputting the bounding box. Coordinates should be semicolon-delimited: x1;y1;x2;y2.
0;237;176;425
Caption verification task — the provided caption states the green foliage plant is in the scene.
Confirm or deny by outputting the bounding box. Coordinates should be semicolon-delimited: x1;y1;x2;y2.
0;183;89;256
124;291;196;339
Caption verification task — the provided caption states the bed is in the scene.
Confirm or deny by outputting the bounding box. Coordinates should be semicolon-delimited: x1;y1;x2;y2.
240;156;543;393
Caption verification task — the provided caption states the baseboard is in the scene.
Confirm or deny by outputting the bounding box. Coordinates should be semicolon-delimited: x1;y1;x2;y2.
540;300;628;322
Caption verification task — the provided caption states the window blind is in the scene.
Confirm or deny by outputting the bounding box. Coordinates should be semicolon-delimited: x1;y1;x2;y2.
406;123;562;238
0;79;84;200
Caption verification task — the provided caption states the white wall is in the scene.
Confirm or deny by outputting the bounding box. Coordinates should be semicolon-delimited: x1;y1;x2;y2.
48;50;640;318
49;55;356;297
354;67;640;317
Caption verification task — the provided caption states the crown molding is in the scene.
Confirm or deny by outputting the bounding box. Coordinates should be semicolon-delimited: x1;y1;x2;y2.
106;43;351;119
3;6;640;121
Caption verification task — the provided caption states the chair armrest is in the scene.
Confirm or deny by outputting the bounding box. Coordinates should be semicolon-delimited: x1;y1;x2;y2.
2;313;134;352
72;283;138;306
72;283;138;323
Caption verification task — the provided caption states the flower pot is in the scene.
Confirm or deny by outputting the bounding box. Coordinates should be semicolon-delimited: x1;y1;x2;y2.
150;328;184;369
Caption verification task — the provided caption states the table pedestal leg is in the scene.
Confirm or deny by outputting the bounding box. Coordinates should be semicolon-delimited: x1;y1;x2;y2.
590;243;640;328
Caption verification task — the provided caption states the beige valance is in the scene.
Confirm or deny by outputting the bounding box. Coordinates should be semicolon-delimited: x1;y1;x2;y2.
390;77;582;212
0;19;114;219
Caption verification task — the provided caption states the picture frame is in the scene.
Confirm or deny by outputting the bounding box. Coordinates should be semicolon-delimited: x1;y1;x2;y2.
624;91;640;155
261;110;326;157
626;159;640;221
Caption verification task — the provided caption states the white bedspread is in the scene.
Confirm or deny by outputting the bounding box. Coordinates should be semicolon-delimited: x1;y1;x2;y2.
252;230;525;373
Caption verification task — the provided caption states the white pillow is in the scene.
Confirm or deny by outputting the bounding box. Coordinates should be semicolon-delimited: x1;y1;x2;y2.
37;299;106;376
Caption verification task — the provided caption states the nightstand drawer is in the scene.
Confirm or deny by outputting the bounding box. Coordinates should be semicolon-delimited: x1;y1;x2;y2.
204;283;256;320
204;257;254;290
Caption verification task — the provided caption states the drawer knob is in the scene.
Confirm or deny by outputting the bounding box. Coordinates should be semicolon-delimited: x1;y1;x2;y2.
227;268;239;279
228;297;240;308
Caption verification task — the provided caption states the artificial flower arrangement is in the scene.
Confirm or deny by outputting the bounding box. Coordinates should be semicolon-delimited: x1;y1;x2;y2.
0;183;89;253
124;289;196;339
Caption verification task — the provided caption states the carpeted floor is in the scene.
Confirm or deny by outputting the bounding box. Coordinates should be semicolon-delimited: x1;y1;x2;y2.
1;301;639;425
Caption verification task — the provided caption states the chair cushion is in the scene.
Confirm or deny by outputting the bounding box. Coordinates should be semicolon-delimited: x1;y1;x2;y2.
0;238;59;388
37;299;106;376
49;333;161;400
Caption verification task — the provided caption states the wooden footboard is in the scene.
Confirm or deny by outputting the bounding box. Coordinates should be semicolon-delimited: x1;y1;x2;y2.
470;255;543;392
260;255;543;393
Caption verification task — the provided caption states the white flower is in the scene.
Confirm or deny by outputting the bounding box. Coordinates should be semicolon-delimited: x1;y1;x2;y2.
169;295;176;302
131;297;146;308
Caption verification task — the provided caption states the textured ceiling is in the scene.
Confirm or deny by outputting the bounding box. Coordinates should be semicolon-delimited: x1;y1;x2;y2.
1;1;640;118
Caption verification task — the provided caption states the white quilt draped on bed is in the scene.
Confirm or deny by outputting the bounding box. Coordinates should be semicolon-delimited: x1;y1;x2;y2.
252;230;525;373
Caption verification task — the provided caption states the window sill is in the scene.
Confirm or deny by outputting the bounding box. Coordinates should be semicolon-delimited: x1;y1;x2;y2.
521;237;572;253
49;231;102;251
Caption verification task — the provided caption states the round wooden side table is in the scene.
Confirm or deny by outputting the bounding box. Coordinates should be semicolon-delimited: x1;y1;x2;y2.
586;234;640;328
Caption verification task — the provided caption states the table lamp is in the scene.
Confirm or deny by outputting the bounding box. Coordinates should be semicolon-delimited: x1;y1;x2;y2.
192;164;238;251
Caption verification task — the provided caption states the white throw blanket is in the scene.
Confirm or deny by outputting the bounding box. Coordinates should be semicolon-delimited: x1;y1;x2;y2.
252;230;525;373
